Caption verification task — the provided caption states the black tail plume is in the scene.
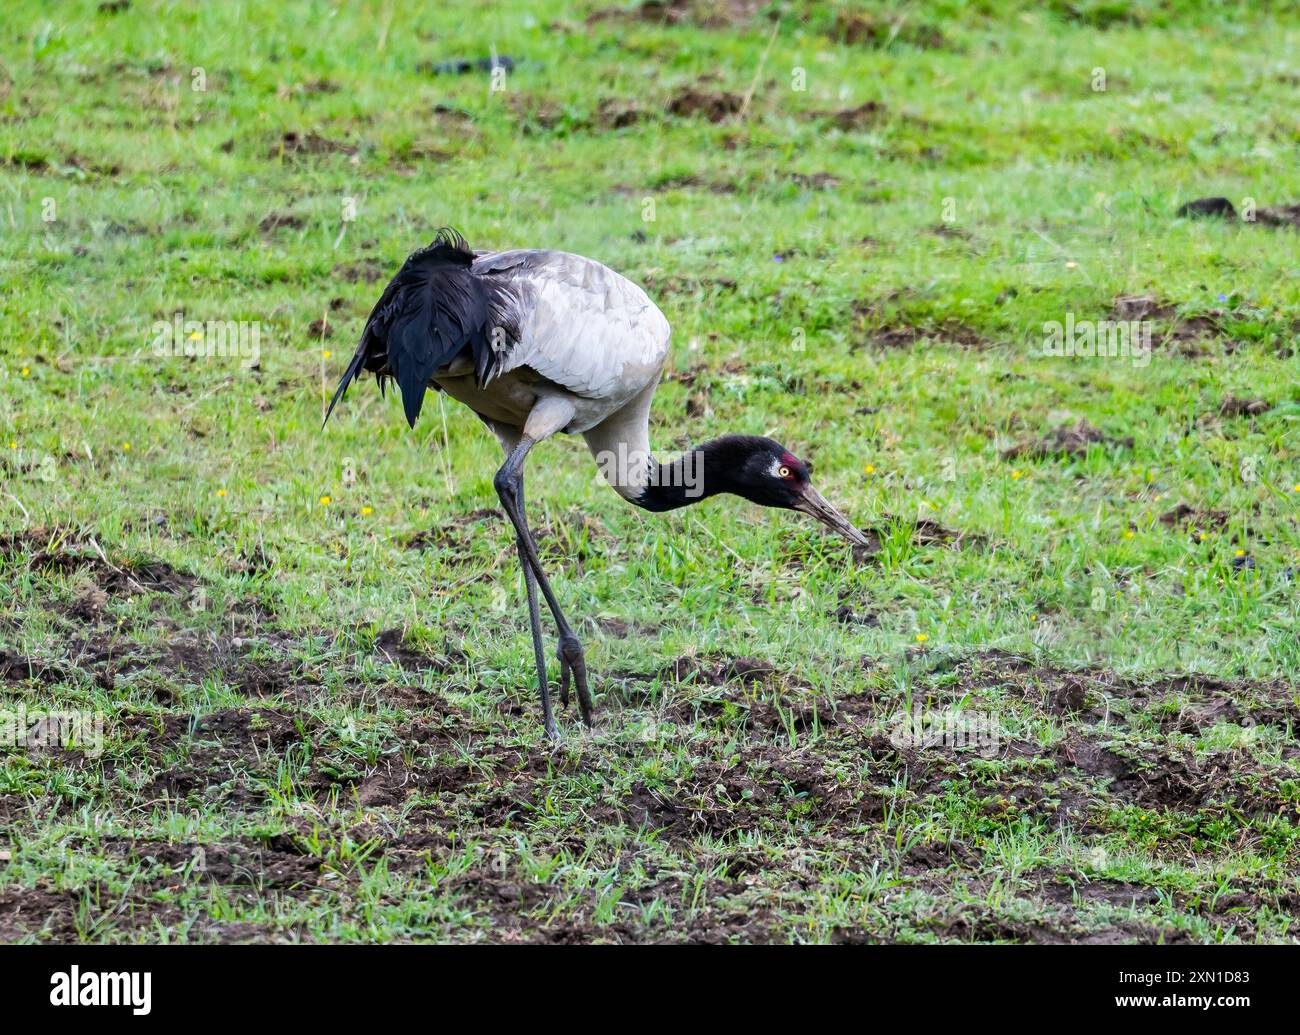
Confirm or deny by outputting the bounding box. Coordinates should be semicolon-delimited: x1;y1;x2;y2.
323;227;511;429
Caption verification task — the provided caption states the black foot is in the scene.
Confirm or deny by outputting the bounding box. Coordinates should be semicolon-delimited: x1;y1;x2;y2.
557;634;594;728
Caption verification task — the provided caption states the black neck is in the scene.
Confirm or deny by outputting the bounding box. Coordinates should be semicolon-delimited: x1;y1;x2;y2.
631;448;719;512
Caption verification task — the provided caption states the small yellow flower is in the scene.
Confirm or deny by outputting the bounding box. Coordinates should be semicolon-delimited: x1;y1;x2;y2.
7;441;15;450
1235;548;1245;557
1124;530;1134;539
1153;494;1161;502
1011;469;1022;480
216;489;227;498
322;350;331;359
189;330;203;342
121;442;131;452
864;464;875;475
319;495;331;506
1198;532;1207;541
1293;484;1300;493
1030;614;1038;622
20;367;30;376
361;505;374;516
915;633;928;643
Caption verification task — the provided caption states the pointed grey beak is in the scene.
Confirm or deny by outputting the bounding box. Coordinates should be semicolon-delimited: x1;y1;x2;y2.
793;485;872;548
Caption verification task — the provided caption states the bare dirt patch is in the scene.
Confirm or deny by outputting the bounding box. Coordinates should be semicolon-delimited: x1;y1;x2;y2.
833;10;948;50
5;592;1297;943
1;529;197;600
271;131;358;158
0;649;70;685
801;101;891;131
596;98;644;128
1001;418;1133;460
667;87;744;123
1219;395;1271;417
1110;294;1221;345
587;0;767;29
1177;196;1300;228
1159;503;1228;533
864;320;987;350
258;210;305;233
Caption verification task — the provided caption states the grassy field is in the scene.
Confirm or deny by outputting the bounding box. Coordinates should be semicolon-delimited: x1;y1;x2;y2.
2;0;1299;943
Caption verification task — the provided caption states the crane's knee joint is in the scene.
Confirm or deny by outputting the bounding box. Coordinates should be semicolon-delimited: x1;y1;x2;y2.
558;635;584;666
493;465;521;503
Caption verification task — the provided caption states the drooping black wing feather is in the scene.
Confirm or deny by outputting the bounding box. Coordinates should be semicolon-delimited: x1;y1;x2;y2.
324;227;513;428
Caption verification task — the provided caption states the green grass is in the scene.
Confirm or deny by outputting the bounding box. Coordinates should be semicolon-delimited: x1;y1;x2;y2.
1;0;1298;943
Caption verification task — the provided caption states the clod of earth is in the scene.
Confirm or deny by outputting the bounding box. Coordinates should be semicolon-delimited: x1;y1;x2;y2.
1159;503;1228;532
1176;196;1237;219
272;131;358;157
1257;203;1300;227
653;654;778;687
834;10;948;50
2;530;197;599
1219;395;1271;417
259;211;304;232
789;171;840;189
830;603;879;626
1177;196;1300;228
587;0;766;29
861;320;986;350
1109;294;1220;342
1001;419;1134;460
801;101;890;131
0;649;70;685
596;98;643;128
667;88;743;123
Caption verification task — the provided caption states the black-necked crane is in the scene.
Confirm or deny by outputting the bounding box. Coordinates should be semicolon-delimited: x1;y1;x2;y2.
326;228;870;741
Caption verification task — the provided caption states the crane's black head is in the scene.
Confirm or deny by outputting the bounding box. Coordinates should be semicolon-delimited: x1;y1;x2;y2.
703;435;871;548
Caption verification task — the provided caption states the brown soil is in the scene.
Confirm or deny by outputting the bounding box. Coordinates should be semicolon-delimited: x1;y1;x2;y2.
833;10;948;50
1158;503;1228;533
667;88;743;123
865;320;987;350
1219;395;1271;417
1;528;197;598
1110;294;1220;343
272;131;358;157
802;101;891;131
1177;196;1300;228
5;527;1298;943
1002;418;1134;460
259;211;304;232
587;0;767;29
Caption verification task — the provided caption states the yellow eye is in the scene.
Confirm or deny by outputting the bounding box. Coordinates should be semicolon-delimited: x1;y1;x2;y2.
778;465;791;478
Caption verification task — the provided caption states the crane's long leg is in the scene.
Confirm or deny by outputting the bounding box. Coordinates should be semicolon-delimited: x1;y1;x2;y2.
485;421;558;739
514;482;557;741
492;399;595;738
